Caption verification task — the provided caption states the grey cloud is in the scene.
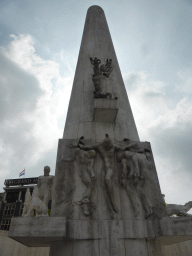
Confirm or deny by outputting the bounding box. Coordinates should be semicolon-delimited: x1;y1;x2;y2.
124;73;142;90
144;91;165;98
150;122;192;178
0;53;42;121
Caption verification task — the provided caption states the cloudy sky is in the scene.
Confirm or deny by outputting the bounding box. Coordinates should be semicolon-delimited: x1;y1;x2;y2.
0;0;192;209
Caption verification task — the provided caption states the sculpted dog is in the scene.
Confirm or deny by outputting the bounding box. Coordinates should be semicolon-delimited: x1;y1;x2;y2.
166;201;192;217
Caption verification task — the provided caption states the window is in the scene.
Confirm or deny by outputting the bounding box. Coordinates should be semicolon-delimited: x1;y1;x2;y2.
6;192;19;203
1;219;11;231
3;204;16;216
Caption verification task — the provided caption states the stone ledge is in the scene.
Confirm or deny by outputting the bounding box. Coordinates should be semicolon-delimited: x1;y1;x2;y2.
157;235;192;245
160;217;192;236
157;217;192;245
94;99;118;122
63;219;158;240
8;217;66;247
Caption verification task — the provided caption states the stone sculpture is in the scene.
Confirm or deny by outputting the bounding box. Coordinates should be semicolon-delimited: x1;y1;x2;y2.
37;166;54;209
22;188;32;216
117;149;150;178
63;142;96;216
165;201;192;217
90;57;113;99
117;142;153;218
133;176;153;218
78;134;137;216
24;186;48;217
23;166;54;217
90;57;101;75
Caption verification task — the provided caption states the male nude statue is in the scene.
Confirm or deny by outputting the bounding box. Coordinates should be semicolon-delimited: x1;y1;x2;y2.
37;166;54;208
23;167;54;217
78;135;137;214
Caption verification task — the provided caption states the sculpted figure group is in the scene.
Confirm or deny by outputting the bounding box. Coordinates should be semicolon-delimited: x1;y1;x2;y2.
117;145;153;218
66;134;154;218
90;57;115;99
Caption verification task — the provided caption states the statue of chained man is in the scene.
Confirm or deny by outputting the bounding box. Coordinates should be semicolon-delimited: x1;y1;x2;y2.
77;135;137;215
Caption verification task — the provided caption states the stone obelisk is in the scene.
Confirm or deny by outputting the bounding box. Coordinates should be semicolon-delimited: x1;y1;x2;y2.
50;5;165;256
63;5;139;142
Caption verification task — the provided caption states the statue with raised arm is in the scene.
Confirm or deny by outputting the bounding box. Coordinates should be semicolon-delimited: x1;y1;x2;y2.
78;134;137;216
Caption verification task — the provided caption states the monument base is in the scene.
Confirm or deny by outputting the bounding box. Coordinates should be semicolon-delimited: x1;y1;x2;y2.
8;216;192;255
49;238;163;256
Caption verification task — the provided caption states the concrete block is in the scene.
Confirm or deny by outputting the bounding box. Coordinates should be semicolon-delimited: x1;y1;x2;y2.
8;217;66;247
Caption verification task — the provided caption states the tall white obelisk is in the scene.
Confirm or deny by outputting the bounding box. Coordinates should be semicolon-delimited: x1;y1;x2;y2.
50;5;165;256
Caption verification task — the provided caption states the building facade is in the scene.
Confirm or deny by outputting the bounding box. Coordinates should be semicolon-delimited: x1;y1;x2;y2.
0;178;38;230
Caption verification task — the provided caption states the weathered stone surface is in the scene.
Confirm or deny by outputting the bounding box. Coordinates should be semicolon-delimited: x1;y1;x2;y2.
94;98;118;122
8;217;66;247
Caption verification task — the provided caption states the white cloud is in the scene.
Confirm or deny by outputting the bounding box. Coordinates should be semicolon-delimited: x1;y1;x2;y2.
124;71;192;208
124;71;169;139
0;34;73;185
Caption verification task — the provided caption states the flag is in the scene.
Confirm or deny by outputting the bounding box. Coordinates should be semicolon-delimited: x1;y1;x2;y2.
19;169;25;177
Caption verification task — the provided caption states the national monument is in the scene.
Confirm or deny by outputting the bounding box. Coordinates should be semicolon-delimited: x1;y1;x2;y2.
8;5;192;256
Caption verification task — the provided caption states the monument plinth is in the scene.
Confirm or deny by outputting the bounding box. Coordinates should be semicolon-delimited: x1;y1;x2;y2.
8;5;192;256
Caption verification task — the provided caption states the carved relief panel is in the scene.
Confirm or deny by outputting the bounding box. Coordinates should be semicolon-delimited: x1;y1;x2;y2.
51;137;165;220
